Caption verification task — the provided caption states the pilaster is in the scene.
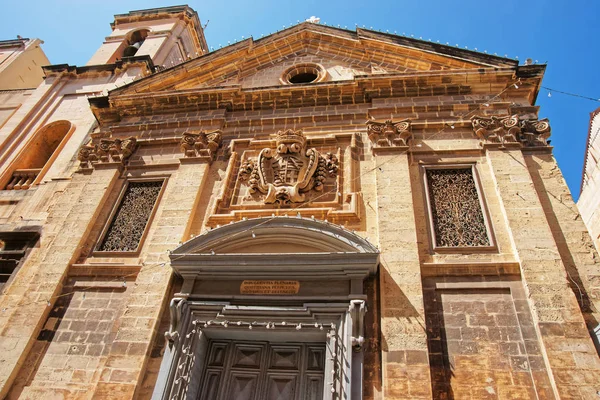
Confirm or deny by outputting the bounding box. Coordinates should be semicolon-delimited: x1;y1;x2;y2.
375;150;432;399
487;148;600;398
524;152;600;348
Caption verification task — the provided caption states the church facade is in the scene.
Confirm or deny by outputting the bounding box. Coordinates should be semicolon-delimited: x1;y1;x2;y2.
0;5;600;400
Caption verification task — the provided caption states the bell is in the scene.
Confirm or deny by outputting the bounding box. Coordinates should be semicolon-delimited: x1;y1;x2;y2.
123;41;142;57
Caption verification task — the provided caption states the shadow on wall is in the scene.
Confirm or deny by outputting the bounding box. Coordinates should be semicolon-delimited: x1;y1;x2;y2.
7;283;127;399
526;154;600;354
379;265;424;353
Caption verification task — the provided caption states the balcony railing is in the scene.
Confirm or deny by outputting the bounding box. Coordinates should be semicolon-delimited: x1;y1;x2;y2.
4;168;42;190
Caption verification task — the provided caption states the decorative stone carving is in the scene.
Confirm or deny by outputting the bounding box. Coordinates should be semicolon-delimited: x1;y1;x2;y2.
471;115;551;147
77;145;98;168
77;136;138;168
237;129;339;204
165;297;186;343
519;118;551;147
180;129;222;158
237;159;255;182
349;299;366;352
471;115;520;146
366;119;412;147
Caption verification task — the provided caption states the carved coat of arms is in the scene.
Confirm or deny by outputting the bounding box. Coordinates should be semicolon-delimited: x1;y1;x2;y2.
239;130;338;204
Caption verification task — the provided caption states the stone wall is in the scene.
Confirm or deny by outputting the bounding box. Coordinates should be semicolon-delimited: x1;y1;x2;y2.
1;12;600;400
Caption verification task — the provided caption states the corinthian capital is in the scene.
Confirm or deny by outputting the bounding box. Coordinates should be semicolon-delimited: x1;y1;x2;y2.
471;115;520;146
77;137;137;169
180;129;222;159
366;119;412;148
519;118;551;147
471;115;551;148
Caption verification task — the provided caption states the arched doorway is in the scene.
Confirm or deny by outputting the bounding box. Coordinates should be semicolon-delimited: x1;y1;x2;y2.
153;217;379;400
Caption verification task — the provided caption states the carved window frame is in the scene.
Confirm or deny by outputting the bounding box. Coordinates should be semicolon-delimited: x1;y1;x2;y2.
421;163;496;253
92;177;168;256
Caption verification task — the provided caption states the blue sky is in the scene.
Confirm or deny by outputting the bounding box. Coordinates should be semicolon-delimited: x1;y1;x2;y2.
2;0;598;199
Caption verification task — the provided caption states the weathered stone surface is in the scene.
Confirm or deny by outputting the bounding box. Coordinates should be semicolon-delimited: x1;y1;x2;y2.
0;5;598;400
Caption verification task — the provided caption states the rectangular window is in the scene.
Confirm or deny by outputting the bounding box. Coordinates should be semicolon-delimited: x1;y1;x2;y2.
0;231;39;290
96;180;164;253
423;166;493;250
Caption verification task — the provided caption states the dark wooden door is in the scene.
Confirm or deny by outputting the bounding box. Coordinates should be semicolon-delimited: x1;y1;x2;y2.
198;340;325;400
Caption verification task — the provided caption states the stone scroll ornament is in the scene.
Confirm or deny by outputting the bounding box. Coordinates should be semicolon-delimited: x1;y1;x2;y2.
366;119;412;147
471;115;551;147
180;129;222;158
77;137;137;168
238;129;339;204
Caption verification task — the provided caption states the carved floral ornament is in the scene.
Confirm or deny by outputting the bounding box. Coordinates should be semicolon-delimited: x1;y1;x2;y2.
77;129;223;169
77;137;137;168
237;129;339;204
180;129;222;158
471;115;551;147
366;119;412;148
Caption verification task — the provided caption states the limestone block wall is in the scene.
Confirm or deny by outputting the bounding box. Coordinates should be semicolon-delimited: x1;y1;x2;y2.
527;153;600;345
423;277;554;399
0;89;35;129
7;276;133;399
0;168;120;397
376;152;431;399
487;148;600;398
1;24;600;400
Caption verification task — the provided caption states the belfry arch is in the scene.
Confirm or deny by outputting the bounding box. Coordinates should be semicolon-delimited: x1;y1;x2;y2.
153;217;379;400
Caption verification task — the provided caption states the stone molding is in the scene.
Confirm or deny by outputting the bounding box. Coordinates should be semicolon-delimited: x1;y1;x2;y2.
471;115;551;148
170;216;379;279
366;119;412;152
236;129;339;204
77;137;138;169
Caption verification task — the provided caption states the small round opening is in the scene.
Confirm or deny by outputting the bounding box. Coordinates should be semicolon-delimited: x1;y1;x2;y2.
281;63;326;85
288;72;319;84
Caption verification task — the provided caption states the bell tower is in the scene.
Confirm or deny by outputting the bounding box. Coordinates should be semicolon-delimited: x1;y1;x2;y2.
86;5;208;68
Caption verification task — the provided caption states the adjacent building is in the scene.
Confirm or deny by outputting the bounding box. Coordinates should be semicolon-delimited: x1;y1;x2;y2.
1;5;600;399
579;107;600;253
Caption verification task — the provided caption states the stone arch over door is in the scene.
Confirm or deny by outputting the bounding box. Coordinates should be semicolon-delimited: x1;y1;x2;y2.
152;217;379;400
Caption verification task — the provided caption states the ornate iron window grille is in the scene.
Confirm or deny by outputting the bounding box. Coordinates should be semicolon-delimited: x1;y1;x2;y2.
96;180;164;252
424;167;492;248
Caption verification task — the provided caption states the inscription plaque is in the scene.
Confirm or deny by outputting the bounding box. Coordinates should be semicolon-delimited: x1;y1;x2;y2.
240;280;300;295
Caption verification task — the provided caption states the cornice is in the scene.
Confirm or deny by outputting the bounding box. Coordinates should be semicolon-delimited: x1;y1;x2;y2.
92;68;541;125
42;55;156;78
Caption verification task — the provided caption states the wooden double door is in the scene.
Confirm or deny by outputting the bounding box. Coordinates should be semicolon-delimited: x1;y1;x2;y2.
198;340;326;400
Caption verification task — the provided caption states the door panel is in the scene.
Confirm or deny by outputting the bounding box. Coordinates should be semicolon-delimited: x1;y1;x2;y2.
231;344;264;369
225;372;261;400
265;374;298;400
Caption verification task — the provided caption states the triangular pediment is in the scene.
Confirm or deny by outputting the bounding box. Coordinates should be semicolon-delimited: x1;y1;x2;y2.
114;24;518;95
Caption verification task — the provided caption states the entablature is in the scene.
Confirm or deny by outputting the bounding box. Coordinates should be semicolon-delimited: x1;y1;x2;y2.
91;68;543;125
